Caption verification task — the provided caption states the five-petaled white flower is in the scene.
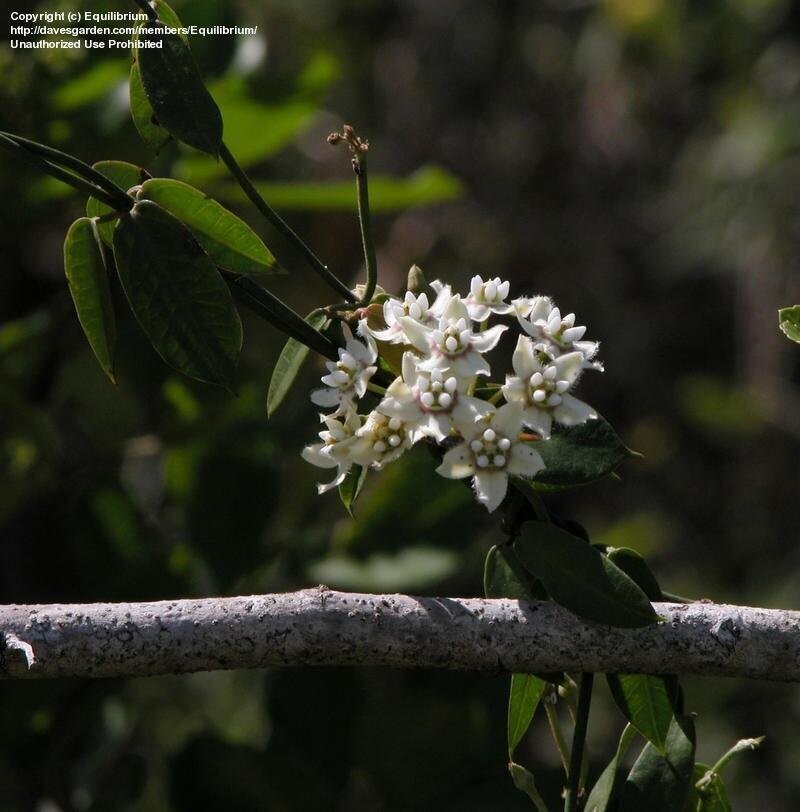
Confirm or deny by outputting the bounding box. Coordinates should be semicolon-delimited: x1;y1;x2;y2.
367;287;451;344
311;324;377;415
436;402;545;512
464;275;513;321
518;296;602;369
350;410;414;470
400;295;508;379
378;352;493;442
301;411;361;493
501;336;596;439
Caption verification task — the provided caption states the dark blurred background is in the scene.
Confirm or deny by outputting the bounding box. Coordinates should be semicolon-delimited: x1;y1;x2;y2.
2;0;800;808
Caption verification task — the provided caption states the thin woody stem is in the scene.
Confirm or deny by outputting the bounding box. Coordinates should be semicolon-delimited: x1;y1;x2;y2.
354;153;378;304
218;142;356;304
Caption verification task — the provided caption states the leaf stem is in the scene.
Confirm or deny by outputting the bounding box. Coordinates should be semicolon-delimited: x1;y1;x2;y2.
544;698;571;776
0;134;127;210
564;673;593;812
353;153;378;304
0;131;134;209
226;275;339;361
218;142;356;303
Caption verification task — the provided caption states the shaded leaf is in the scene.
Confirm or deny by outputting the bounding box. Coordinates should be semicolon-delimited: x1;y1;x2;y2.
139;178;280;275
112;200;242;387
218;165;464;212
267;312;329;417
585;723;637;812
693;765;732;812
606;547;663;601
339;465;367;517
607;674;674;753
86;161;149;247
514;523;658;628
779;305;800;343
483;544;548;601
530;416;634;492
130;62;171;152
620;715;696;812
507;674;547;757
137;20;223;155
63;218;116;383
508;762;548;812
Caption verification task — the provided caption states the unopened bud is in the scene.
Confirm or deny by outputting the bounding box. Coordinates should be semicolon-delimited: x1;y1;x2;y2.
407;264;427;294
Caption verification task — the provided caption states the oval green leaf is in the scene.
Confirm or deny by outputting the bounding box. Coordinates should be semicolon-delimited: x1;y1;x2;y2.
86;161;149;247
338;464;367;518
137;20;223;156
620;714;696;812
514;523;658;628
585;723;637;812
130;62;171;152
607;674;675;753
530;416;635;492
483;544;547;601
267;311;329;418
63;217;116;383
779;305;800;344
138;178;280;276
507;673;547;758
606;547;663;601
112;200;242;387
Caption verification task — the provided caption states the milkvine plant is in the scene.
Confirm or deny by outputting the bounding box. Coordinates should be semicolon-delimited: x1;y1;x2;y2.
0;2;767;810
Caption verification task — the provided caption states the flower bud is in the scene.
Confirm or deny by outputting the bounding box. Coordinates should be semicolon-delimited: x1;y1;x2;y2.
407;264;427;294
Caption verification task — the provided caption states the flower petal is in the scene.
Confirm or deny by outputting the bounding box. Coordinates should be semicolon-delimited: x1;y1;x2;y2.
553;393;597;426
436;443;474;479
508;443;545;478
521;406;553;439
473;470;508;512
512;334;537;379
493;401;524;437
471;323;508;353
302;444;339;469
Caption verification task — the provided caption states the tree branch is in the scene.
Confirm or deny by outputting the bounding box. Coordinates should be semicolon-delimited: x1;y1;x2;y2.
1;590;797;682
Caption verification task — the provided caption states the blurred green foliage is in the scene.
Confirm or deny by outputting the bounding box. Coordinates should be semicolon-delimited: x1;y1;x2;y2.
2;0;800;809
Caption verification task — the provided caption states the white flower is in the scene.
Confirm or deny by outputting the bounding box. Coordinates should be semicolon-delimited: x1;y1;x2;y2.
435;402;545;512
400;295;507;379
311;324;377;415
349;410;414;470
364;286;452;344
501;336;596;439
464;275;513;321
378;352;493;442
301;412;361;493
518;296;602;369
511;296;535;319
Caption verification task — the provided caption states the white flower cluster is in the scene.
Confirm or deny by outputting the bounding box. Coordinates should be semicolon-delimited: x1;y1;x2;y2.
302;276;602;513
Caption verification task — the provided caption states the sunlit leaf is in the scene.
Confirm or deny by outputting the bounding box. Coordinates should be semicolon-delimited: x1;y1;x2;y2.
217;165;464;212
137;20;223;155
86;161;149;246
514;523;658;628
585;723;637;812
267;312;329;417
53;60;127;111
63;217;116;383
779;305;800;343
507;674;547;757
130;62;171;152
139;178;280;275
607;674;674;753
112;200;242;387
620;715;696;812
529;416;634;492
339;464;367;517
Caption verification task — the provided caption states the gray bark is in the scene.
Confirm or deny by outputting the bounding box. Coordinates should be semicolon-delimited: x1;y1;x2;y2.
1;589;799;681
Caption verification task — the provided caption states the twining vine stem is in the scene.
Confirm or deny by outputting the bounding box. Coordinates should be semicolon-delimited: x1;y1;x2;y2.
564;673;593;812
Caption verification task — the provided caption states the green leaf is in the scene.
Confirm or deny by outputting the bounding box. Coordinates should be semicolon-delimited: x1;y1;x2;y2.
338;465;367;517
483;544;547;601
137;20;223;156
619;714;696;812
217;165;465;212
779;305;800;343
507;674;547;758
692;765;732;812
86;161;149;247
508;762;548;812
130;62;171;152
585;723;637;812
607;674;674;753
606;547;663;601
63;218;116;383
53;60;127;111
138;178;280;276
112;200;242;387
530;416;635;492
267;312;329;417
514;523;658;628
